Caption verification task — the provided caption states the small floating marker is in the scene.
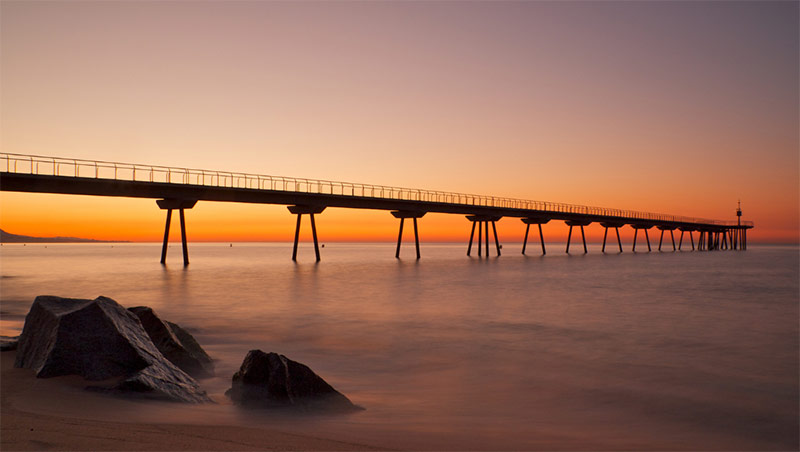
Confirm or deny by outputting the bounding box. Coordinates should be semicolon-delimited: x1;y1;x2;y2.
321;244;325;248
230;243;233;247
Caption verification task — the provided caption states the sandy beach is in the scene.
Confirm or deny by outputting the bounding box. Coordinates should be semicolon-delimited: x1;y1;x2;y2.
0;352;385;451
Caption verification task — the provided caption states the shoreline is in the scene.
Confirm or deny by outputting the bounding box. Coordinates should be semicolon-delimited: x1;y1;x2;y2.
0;352;386;451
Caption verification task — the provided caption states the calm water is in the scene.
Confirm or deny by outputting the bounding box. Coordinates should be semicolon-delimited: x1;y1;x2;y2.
1;243;798;450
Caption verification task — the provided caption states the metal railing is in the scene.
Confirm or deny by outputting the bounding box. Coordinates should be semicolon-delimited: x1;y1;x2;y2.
0;153;751;227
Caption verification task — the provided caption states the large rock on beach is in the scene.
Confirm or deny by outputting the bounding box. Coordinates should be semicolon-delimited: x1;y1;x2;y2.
14;295;211;403
226;349;361;412
128;306;214;378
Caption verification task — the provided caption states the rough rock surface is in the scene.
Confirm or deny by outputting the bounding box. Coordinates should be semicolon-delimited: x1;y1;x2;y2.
128;306;214;378
0;335;19;351
15;295;211;403
111;364;211;402
226;349;361;412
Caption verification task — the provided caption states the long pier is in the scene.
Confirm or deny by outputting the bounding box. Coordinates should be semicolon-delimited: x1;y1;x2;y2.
0;153;753;264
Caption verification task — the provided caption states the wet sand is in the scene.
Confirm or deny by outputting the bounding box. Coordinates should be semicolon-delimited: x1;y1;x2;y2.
0;352;385;451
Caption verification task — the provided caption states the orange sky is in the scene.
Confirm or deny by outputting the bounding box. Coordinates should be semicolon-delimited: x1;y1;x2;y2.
1;2;797;244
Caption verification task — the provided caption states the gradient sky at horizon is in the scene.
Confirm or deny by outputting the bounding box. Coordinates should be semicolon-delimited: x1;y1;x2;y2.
1;1;798;243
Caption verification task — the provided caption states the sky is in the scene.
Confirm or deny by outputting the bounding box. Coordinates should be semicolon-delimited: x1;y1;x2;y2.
1;1;798;243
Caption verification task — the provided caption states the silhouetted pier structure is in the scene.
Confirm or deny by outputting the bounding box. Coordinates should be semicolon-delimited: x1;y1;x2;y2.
1;154;753;265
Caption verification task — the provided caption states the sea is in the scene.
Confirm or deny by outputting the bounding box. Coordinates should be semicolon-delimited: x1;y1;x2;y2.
1;242;798;450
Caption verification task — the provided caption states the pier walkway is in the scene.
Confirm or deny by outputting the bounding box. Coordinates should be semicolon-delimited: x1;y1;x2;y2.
0;153;753;264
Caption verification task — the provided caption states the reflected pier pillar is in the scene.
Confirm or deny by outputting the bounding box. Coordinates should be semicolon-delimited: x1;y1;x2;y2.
157;199;197;266
392;211;426;259
288;205;326;262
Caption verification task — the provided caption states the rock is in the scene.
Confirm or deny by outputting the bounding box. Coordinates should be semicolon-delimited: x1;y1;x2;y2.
0;335;19;351
226;349;361;412
109;363;212;403
128;306;214;378
15;295;211;403
15;296;150;379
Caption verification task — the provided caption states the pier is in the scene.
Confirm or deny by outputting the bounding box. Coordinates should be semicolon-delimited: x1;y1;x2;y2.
0;153;753;264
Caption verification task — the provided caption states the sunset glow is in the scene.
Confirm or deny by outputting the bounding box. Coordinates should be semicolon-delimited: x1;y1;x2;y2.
1;1;797;243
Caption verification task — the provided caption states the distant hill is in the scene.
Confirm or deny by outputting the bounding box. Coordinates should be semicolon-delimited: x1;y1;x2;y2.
0;229;121;243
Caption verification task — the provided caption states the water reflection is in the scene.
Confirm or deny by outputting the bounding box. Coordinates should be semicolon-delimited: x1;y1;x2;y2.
0;243;797;450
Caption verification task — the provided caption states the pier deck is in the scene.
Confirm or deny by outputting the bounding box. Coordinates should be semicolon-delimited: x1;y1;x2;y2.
1;153;753;263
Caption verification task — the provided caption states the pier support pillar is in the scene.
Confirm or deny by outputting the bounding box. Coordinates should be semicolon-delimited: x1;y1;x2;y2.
161;209;172;264
565;220;591;254
467;221;476;256
631;224;653;252
678;228;696;251
157;199;197;266
657;226;677;252
288;205;326;262
492;221;501;256
522;217;550;255
467;215;502;258
600;222;625;253
485;219;490;257
392;211;426;259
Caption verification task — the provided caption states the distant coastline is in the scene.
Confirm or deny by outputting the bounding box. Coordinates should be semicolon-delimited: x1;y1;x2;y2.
0;229;124;243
